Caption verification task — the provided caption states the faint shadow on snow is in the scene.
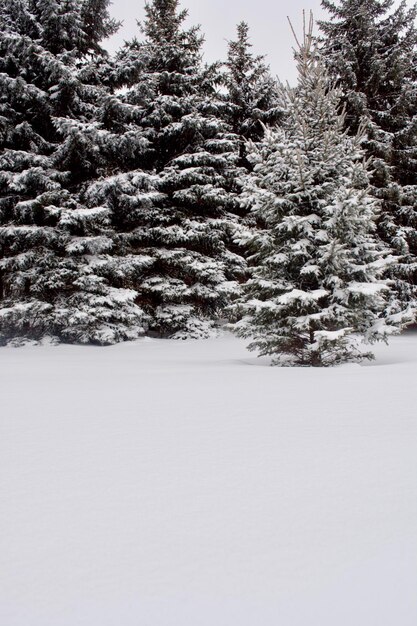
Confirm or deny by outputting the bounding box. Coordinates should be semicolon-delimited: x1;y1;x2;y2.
361;333;417;368
233;356;273;367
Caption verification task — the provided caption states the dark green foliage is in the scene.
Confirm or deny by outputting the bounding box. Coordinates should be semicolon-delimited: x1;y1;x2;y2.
223;22;282;167
80;0;247;338
0;0;147;345
319;0;417;309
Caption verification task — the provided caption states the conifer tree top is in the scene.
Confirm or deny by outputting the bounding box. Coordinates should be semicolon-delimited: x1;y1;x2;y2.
226;21;272;82
223;20;280;146
321;0;394;19
141;0;203;52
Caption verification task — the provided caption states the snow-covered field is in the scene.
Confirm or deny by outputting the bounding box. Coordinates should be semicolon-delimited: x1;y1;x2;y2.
1;333;417;626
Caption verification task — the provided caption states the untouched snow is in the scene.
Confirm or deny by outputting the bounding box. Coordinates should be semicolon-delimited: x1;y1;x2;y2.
1;333;417;626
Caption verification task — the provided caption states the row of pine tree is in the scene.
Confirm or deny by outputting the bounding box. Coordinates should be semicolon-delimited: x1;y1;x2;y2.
0;0;416;364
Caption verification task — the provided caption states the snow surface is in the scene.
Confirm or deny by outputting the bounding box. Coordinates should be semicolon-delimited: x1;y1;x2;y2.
1;333;417;626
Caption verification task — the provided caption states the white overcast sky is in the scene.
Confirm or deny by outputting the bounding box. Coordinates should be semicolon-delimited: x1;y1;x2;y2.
105;0;416;83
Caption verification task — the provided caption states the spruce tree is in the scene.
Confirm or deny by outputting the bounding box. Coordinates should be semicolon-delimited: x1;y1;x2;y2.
319;0;417;308
230;21;407;366
0;0;146;345
81;0;247;338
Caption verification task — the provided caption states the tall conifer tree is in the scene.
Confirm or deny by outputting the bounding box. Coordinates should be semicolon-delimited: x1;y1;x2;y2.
0;0;145;345
319;0;417;308
82;0;247;338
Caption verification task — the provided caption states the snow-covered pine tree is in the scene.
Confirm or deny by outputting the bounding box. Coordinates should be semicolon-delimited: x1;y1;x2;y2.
230;17;407;366
319;0;417;309
81;0;247;338
223;21;282;168
0;0;146;345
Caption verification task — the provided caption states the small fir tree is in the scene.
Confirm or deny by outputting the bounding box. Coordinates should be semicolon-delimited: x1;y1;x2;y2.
230;18;408;366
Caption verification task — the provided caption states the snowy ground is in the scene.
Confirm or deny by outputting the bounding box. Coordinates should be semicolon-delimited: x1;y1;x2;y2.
1;332;417;626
